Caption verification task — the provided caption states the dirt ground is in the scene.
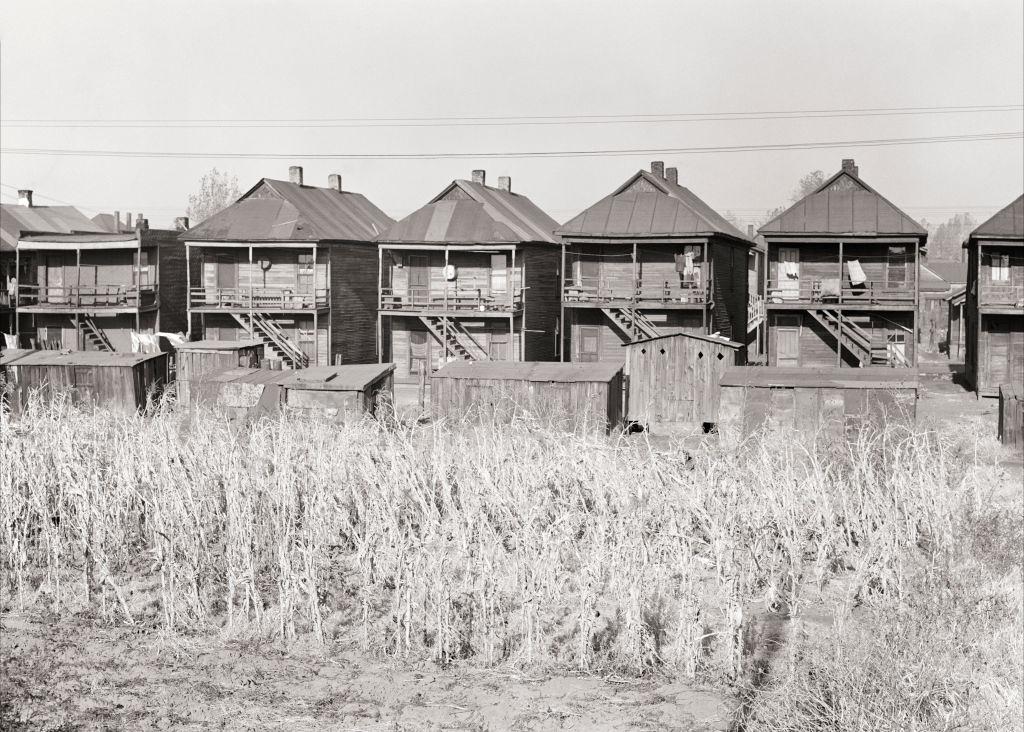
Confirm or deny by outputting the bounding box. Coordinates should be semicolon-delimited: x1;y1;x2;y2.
0;612;729;732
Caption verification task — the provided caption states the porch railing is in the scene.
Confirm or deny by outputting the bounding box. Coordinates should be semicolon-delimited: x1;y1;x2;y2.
190;287;330;309
380;287;524;312
18;284;158;308
766;278;915;305
979;283;1024;307
563;277;707;304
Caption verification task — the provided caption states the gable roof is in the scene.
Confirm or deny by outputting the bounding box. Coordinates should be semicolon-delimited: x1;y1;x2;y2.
558;169;750;242
1;203;107;252
183;178;393;242
91;213;122;233
379;179;559;244
759;166;926;237
921;260;967;285
969;194;1024;240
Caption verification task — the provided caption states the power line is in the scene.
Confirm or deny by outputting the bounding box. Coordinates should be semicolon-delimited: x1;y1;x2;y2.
2;104;1020;129
2;131;1020;161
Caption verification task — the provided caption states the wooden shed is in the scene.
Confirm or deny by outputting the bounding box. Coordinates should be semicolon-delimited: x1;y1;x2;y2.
175;339;264;403
0;349;168;414
624;331;743;432
430;361;624;432
718;366;917;443
998;383;1023;450
190;367;290;420
279;363;395;422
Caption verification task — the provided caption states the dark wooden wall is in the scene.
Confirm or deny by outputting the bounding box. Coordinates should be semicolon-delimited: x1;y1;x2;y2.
709;237;749;347
151;231;187;334
522;244;560;362
5;357;168;414
329;241;378;364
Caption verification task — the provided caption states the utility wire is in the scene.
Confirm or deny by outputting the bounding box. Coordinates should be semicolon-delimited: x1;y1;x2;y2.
2;104;1021;128
2;131;1020;161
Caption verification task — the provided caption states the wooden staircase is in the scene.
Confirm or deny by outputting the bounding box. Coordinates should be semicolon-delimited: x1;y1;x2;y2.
808;310;894;366
81;315;115;352
601;307;660;341
419;316;489;361
231;312;309;368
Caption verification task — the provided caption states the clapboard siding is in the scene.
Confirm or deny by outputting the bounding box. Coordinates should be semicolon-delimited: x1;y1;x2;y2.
385;248;524;299
768;311;914;368
522;244;560;361
153;231;187;334
709;237;749;344
568;308;702;363
767;243;914;289
389;318;522;383
329;241;378;364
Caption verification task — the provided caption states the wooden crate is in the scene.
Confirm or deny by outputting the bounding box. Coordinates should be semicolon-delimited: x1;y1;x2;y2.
999;383;1023;450
431;361;624;432
175;340;264;403
718;367;918;444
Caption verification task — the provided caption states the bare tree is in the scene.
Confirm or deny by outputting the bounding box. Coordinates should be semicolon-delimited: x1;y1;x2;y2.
923;213;976;262
186;168;241;225
758;169;828;228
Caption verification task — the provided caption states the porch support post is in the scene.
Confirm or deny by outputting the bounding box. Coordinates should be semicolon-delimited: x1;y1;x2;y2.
76;247;82;343
185;243;192;339
632;242;638;338
312;244;318;364
14;247;20;339
248;245;254;335
913;237;920;367
559;243;566;362
443;247;449;360
838;240;844;367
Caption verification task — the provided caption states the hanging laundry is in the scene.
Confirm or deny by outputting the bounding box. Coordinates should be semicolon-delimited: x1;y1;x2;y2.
783;261;800;279
683;252;695;277
3;333;16;349
847;259;867;286
130;332;142;353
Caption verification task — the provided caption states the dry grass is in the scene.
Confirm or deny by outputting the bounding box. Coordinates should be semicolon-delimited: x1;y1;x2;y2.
0;391;1020;730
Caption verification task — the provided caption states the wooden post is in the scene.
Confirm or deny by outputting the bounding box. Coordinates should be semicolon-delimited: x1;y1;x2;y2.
248;245;254;335
632;242;639;339
377;312;383;364
913;237;921;367
184;243;191;339
13;247;19;340
838;240;844;367
418;365;426;410
703;242;710;333
443;247;450;360
559;242;566;362
312;245;318;365
76;247;82;346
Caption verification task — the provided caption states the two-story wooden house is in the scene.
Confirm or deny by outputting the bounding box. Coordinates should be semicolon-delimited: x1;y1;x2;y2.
758;159;927;368
963;194;1023;396
182;167;393;368
376;171;560;383
557;162;754;363
2;193;186;351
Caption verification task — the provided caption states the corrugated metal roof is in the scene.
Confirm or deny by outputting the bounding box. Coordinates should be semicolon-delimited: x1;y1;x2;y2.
720;366;918;389
91;213;122;233
1;203;107;252
432;360;622;383
279;363;395;391
558;170;750;241
759;168;926;237
379;180;559;244
183;178;394;242
624;331;744;349
20;233;139;243
0;350;165;367
970;194;1024;239
921;261;967;285
177;339;263;351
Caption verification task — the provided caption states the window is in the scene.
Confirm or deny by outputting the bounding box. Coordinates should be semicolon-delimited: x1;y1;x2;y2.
992;254;1011;282
490;253;507;295
297;253;314;294
677;244;703;284
134;250;152;287
578;326;600;362
887;247;907;287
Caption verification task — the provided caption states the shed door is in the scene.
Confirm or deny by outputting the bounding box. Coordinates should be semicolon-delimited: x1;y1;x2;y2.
578;325;600;362
775;315;800;367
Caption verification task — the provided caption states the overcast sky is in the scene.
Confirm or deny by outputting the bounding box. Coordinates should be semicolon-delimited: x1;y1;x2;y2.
1;0;1022;229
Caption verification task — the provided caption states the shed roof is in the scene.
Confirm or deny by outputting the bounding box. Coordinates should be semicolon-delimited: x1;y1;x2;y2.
720;366;918;389
204;367;291;386
279;363;395;391
433;360;622;383
945;286;967;305
379;179;559;244
0;350;165;368
558;169;750;242
759;165;926;237
969;194;1024;240
624;331;744;349
177;339;263;351
183;178;393;242
1;203;107;252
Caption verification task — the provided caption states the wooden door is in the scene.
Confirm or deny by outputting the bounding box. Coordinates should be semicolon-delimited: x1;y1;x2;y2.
578;325;600;362
775;316;800;366
489;253;508;297
79;265;97;306
408;255;429;305
46;255;65;303
777;247;800;300
409;328;431;377
216;255;237;289
297;253;314;295
579;255;600;289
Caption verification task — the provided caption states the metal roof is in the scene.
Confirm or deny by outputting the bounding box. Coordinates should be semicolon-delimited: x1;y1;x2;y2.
20;233;139;244
183;178;394;242
558;170;750;242
279;363;395;391
720;366;918;389
91;213;123;233
379;179;559;244
177;339;263;351
759;167;926;237
0;350;166;367
624;331;744;349
203;367;291;386
921;261;967;285
432;360;623;383
1;203;107;252
969;194;1024;240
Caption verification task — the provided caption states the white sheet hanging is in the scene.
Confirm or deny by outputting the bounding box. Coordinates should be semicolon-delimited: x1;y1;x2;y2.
847;259;867;286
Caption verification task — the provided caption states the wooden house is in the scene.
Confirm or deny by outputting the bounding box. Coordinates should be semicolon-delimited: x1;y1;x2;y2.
430;361;624;432
0;349;168;414
377;171;560;384
557;162;754;364
918;261;967;355
624;331;743;432
758;159;927;369
175;339;264;403
718;366;918;443
963;195;1023;396
946;287;967;360
182;167;393;369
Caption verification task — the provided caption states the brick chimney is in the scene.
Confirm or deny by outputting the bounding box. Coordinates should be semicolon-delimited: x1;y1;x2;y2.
136;214;149;232
747;224;755;239
471;169;486;186
841;158;859;177
650;161;665;179
126;212;133;229
175;216;190;231
113;210;121;233
665;167;678;185
17;189;33;207
289;166;304;185
327;173;342;192
497;176;511;192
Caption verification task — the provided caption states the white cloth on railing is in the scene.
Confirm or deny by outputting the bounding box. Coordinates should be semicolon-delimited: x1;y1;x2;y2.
155;332;186;349
782;261;800;279
3;333;16;349
847;259;867;286
130;332;142;353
